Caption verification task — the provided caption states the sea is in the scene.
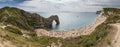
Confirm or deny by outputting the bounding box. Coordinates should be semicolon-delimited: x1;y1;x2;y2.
38;12;99;31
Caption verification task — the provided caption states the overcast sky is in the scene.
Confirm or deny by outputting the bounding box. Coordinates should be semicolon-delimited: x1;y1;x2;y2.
0;0;120;12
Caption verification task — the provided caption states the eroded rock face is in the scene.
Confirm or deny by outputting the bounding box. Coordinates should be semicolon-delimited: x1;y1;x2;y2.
0;7;60;30
45;15;60;28
35;14;107;39
21;11;60;29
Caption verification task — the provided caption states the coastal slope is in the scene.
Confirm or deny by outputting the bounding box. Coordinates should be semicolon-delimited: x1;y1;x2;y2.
0;7;61;47
0;7;120;47
0;7;60;30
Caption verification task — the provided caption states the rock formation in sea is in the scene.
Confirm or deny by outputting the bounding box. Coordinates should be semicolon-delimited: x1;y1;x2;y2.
45;15;60;28
0;6;61;47
0;6;120;47
0;6;60;30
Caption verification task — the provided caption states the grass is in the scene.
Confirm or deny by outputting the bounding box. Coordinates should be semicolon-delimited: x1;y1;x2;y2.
0;25;62;47
62;23;111;47
0;27;38;47
27;36;63;46
0;7;63;47
5;26;22;35
61;8;120;47
0;7;120;47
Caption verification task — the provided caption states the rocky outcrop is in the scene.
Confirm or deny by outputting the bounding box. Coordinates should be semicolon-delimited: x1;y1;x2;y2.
96;10;101;14
45;15;60;28
36;12;107;39
0;7;60;30
36;8;120;39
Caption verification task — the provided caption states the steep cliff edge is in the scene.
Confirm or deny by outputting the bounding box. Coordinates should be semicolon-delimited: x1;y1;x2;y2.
94;8;120;47
38;8;120;47
0;7;120;47
0;7;60;31
0;7;61;47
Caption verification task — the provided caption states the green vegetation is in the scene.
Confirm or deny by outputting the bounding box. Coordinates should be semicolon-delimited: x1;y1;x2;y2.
0;27;62;47
0;6;50;31
62;23;111;47
28;36;63;46
103;8;120;14
0;7;62;47
0;27;40;47
61;8;120;47
0;7;120;47
5;26;22;35
0;7;32;30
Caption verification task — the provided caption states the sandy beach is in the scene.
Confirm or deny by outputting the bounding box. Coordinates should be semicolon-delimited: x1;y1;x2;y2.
35;12;107;39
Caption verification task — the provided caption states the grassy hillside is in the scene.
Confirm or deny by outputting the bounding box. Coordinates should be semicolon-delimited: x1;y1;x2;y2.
61;8;120;47
0;7;48;31
0;7;31;30
0;7;62;47
0;7;120;47
0;27;63;47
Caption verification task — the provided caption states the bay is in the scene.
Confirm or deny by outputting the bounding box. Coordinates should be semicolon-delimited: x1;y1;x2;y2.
38;12;99;31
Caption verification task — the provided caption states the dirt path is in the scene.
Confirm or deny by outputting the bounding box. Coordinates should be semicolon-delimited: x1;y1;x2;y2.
111;23;120;47
0;40;16;47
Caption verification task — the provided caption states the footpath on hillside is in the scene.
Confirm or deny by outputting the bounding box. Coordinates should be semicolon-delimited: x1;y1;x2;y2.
111;23;120;47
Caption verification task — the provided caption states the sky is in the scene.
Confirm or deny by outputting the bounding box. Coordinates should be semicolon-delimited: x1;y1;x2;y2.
0;0;120;12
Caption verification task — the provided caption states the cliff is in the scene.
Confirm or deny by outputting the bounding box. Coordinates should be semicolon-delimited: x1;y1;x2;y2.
62;8;120;47
0;7;120;47
0;7;60;47
0;7;60;31
36;8;120;47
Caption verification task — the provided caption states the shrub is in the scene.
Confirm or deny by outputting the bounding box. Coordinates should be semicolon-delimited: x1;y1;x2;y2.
5;26;22;35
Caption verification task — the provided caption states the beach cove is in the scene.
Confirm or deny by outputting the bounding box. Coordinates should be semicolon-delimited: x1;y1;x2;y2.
35;12;107;39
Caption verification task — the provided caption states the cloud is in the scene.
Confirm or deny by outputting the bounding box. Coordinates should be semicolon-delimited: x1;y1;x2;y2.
0;0;13;2
45;0;79;3
86;0;120;7
18;0;120;12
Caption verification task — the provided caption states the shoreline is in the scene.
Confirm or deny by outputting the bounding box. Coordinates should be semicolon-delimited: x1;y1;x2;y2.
35;12;107;39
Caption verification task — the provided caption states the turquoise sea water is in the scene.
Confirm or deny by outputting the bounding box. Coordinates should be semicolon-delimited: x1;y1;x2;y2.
38;12;99;31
